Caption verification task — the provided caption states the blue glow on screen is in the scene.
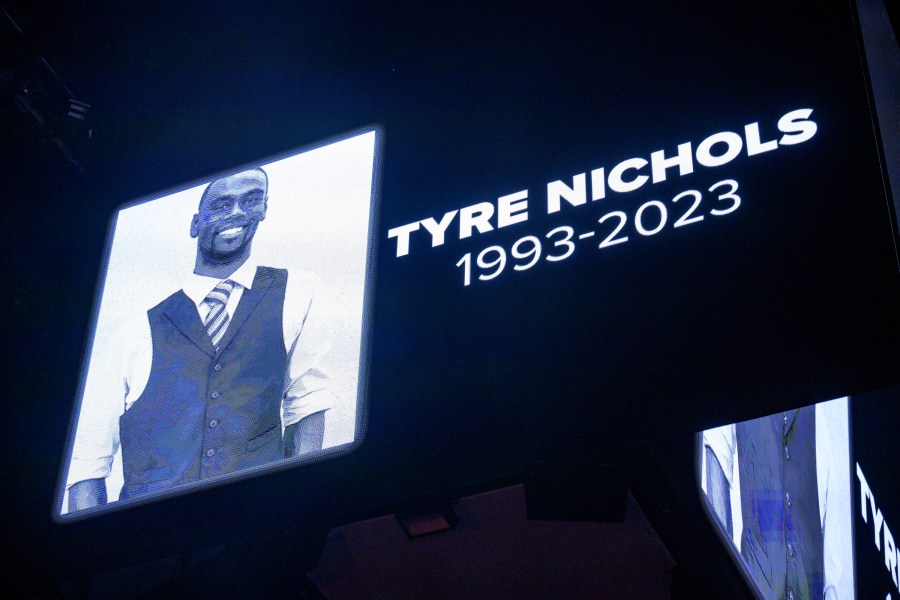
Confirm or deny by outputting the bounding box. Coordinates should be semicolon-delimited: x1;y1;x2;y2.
56;129;379;520
699;397;853;599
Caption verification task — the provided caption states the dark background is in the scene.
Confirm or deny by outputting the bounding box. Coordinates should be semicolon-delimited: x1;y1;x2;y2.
852;388;900;599
2;0;898;597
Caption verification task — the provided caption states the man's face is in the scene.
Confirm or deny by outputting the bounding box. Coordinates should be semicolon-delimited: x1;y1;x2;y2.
191;170;268;263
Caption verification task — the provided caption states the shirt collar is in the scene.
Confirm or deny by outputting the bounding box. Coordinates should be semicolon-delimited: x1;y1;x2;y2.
182;259;258;308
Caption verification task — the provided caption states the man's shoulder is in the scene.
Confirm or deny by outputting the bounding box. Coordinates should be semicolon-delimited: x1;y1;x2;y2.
267;268;323;327
257;266;321;291
110;312;154;360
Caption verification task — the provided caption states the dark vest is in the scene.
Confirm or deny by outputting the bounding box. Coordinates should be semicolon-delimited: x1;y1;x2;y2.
736;407;824;600
119;267;288;500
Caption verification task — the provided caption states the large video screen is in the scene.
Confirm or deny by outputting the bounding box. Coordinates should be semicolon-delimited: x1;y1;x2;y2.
55;128;380;519
36;1;899;569
699;385;900;599
700;397;853;599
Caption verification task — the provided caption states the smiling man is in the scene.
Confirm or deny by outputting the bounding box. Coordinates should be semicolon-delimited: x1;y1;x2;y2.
67;167;334;511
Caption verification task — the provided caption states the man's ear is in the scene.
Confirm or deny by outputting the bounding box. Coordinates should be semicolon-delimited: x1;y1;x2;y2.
260;199;268;221
190;214;200;238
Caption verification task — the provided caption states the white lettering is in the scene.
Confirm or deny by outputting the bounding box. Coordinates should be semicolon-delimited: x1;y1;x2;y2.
778;108;817;145
590;167;606;201
420;210;458;248
744;122;779;156
859;462;874;522
547;174;586;214
650;142;694;183
387;221;421;257
696;131;743;167
389;107;819;259
498;190;529;228
887;521;899;587
608;158;649;193
459;202;495;239
858;463;900;594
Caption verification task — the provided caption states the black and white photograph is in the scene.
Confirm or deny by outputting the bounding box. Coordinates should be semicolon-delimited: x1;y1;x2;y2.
700;397;854;600
57;129;379;517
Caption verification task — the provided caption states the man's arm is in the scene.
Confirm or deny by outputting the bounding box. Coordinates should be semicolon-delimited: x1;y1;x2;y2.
284;411;326;457
817;399;852;600
281;272;335;455
65;318;149;514
68;478;108;512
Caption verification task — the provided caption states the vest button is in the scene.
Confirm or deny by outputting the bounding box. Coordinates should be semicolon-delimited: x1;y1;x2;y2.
206;448;216;457
209;419;218;428
211;391;220;399
785;492;791;507
784;445;790;460
214;363;222;371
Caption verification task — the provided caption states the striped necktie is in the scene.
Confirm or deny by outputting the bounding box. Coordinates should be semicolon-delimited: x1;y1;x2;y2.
203;280;235;350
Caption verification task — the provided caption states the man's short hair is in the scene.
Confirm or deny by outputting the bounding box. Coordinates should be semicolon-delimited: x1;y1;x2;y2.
198;167;269;209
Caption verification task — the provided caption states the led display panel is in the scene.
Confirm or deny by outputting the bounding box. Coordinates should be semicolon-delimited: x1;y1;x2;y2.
34;0;898;566
700;397;853;598
850;385;900;600
363;0;900;471
699;385;900;599
55;128;380;519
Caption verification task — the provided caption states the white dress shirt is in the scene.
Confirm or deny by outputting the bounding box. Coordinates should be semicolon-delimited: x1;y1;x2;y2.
66;259;334;489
